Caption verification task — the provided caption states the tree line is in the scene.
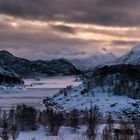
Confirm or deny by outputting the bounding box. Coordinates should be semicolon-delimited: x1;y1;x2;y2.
82;64;140;99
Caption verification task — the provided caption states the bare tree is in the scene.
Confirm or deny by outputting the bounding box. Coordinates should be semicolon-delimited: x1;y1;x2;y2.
102;127;112;140
0;111;10;140
114;119;133;140
86;104;101;140
69;109;79;133
102;113;114;140
106;113;114;132
10;124;19;140
133;115;140;140
47;109;63;136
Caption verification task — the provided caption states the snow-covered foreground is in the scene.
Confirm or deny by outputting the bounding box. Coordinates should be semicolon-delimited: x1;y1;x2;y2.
17;125;107;140
17;126;87;140
17;124;123;140
0;76;82;109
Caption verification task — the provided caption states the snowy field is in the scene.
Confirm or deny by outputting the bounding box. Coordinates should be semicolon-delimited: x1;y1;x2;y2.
17;125;106;140
17;124;122;140
0;76;82;109
17;126;88;140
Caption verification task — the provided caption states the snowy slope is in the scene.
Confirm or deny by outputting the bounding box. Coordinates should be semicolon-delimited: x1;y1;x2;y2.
71;49;116;71
116;43;140;64
46;84;140;118
45;64;140;118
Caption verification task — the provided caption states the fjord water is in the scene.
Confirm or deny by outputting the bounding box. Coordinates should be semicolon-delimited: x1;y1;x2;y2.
0;76;82;109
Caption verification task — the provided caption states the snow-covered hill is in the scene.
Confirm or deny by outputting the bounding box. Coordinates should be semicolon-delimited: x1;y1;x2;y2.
45;64;140;118
46;85;139;118
70;49;116;71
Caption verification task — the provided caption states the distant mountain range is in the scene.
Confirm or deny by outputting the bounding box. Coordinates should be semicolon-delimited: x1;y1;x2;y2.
70;44;140;71
0;50;81;81
70;49;116;71
0;43;140;85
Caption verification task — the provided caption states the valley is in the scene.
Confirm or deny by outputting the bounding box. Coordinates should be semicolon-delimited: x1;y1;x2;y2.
0;1;140;139
0;44;140;140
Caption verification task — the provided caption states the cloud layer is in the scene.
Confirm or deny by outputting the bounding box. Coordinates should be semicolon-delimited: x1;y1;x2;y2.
0;0;140;59
0;0;140;26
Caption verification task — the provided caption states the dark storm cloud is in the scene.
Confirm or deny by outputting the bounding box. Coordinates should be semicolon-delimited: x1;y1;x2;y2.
112;40;138;46
0;0;140;26
50;25;75;34
0;0;139;59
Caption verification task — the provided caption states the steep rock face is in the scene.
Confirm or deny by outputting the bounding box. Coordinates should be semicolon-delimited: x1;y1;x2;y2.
0;50;81;78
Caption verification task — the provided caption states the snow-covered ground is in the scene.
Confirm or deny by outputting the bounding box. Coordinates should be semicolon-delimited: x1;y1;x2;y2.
0;85;26;94
17;126;87;140
16;125;105;140
0;76;82;109
17;124;123;140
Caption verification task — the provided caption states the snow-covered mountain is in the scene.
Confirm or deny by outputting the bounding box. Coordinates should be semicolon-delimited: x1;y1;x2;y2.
70;49;116;71
116;43;140;64
0;50;81;78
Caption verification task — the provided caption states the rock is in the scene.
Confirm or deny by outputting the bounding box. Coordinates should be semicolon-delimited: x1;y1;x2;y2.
110;103;118;107
132;103;139;108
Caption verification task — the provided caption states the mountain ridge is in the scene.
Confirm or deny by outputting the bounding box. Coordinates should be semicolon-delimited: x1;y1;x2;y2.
0;50;81;78
70;50;116;71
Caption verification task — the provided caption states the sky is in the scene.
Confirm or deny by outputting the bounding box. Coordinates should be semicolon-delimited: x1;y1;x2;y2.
0;0;140;60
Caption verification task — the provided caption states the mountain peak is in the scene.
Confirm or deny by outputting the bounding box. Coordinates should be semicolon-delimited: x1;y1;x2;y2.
0;50;14;56
115;43;140;65
132;43;140;51
71;51;116;71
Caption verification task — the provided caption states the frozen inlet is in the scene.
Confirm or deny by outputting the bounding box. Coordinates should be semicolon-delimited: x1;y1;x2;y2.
0;85;26;94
